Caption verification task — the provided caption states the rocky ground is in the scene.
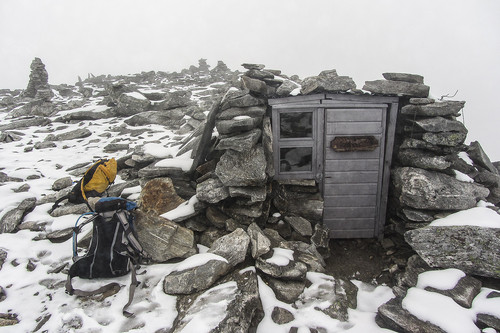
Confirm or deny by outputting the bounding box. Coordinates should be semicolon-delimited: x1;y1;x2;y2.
0;59;499;332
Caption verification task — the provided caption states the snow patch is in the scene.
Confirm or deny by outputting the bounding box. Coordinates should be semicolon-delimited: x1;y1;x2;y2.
430;207;500;228
266;248;294;266
161;195;198;221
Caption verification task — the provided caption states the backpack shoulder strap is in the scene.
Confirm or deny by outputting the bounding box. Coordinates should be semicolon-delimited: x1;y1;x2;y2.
65;262;138;317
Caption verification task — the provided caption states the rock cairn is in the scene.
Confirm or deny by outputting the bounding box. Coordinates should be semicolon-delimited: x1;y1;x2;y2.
22;57;53;101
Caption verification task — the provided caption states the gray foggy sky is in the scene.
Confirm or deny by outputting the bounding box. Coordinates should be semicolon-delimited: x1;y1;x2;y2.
1;0;499;160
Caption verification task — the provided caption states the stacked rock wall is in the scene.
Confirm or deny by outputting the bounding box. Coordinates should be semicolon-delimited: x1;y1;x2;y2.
191;64;330;256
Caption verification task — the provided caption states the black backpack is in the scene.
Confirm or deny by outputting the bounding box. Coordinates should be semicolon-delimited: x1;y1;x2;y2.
65;197;147;316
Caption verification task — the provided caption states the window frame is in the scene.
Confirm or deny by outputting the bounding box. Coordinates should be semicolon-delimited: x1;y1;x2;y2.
272;107;320;180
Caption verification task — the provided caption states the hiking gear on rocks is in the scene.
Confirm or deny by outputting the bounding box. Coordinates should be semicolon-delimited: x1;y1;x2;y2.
65;197;146;317
49;158;117;213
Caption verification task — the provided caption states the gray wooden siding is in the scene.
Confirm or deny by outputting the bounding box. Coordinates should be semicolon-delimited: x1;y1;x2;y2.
323;106;387;238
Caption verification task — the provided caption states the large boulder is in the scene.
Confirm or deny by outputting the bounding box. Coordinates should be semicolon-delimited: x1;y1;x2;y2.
392;167;489;210
134;210;197;262
300;70;356;94
405;224;500;279
0;197;37;233
208;228;251;266
116;92;151;116
163;253;231;294
401;101;466;117
171;268;263;333
295;272;358;322
363;79;429;97
138;178;186;215
215;146;267;187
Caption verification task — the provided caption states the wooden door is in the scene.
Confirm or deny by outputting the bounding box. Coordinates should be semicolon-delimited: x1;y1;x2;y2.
322;105;388;238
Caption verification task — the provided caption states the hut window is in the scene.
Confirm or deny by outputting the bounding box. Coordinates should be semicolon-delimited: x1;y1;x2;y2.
273;108;318;179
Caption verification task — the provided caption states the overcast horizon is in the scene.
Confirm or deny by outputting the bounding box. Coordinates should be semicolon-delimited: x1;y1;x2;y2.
1;0;499;160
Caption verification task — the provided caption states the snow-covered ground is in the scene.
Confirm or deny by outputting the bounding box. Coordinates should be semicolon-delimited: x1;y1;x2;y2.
1;91;499;332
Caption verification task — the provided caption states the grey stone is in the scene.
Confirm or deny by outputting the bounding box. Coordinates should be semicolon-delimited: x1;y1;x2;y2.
241;76;267;96
255;248;308;280
171;268;263;333
477;313;500;332
410;117;467;133
301;70;356;94
0;172;23;183
137;164;185;179
215;146;267;187
163;256;231;295
273;184;324;221
247;223;272;259
398;149;452;170
215;116;262;135
217;106;266;121
422;131;467;147
296;275;358;322
284;216;313;236
51;177;73;191
0;197;37;233
54;109;115;122
208;228;250;266
245;69;274;80
196;177;229;204
271;307;295;324
0;117;51;132
34;141;57;150
409;97;435;105
220;93;265;111
103;143;129;152
228;186;267;202
0;249;7;271
242;63;266;70
262;116;275;178
376;297;446;333
49;203;90;217
46;227;74;243
401;101;466;117
474;170;500;188
392;167;489;210
400;209;435;222
160;90;192;110
363;79;429;97
0;131;22;143
405;225;500;278
281;241;326;272
46;128;92;141
468;141;499;174
205;206;229;229
13;184;30;193
425;275;482;308
116;92;150;116
382;73;424;84
135;210;197;262
276;80;300;96
262;275;305;303
215;128;261;152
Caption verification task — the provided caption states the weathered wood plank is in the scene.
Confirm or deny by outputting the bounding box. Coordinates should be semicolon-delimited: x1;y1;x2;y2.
324;194;377;207
324;218;375;230
324;159;380;172
324;183;378;196
329;229;375;238
269;94;325;105
325;146;381;160
326;109;383;122
324;171;379;183
326;122;383;134
324;93;398;104
324;206;376;218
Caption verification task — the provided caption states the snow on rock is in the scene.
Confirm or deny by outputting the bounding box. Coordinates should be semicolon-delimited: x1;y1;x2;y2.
430;206;500;228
